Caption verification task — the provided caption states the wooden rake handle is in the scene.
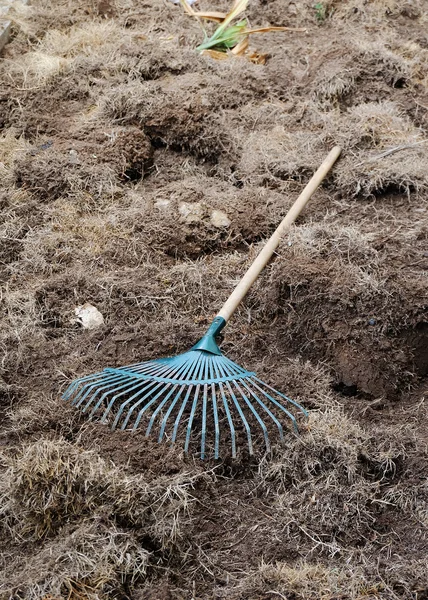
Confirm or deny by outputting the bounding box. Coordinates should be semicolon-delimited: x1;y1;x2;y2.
217;146;342;322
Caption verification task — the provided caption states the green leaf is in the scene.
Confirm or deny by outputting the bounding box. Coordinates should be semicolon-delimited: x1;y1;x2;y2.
197;22;247;51
208;0;249;41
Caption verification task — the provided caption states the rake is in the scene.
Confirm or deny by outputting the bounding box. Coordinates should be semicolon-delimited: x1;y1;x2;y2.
63;147;341;458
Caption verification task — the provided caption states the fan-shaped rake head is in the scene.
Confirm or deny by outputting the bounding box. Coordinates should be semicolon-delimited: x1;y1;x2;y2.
63;342;307;459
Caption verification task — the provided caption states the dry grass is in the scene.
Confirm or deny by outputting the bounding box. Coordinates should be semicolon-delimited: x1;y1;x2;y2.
218;555;428;600
0;287;44;372
237;101;428;196
0;129;30;187
257;410;378;555
14;149;119;201
0;439;114;539
281;222;382;294
3;21;140;87
333;102;428;196
0;437;211;595
41;22;133;58
0;0;427;597
222;560;380;600
0;437;203;543
1;519;149;600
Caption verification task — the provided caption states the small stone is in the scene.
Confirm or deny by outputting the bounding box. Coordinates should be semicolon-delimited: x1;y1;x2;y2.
210;209;231;228
154;199;171;210
368;318;376;326
74;303;104;329
179;201;205;223
69;149;79;164
288;2;297;15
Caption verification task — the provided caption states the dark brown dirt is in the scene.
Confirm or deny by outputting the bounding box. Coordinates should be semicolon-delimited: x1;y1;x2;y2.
0;0;427;599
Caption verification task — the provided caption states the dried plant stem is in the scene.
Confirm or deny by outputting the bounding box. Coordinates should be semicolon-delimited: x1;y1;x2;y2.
355;139;428;166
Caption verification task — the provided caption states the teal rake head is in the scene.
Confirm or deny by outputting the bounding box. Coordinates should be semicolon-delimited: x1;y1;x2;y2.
63;317;308;459
62;148;341;459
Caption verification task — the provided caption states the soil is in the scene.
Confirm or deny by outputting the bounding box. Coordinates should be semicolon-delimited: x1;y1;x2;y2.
0;0;427;599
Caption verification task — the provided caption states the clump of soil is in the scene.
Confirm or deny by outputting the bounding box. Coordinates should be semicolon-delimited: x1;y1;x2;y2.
1;0;427;598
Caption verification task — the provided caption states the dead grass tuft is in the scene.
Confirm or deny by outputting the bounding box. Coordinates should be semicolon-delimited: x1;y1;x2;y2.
0;437;207;548
41;21;132;58
0;129;31;187
3;21;140;87
246;357;336;415
235;99;427;197
312;41;409;105
0;287;45;373
100;79;229;160
236;128;325;188
219;554;428;600
14;148;119;201
4;52;70;87
222;560;377;600
256;410;383;555
334;105;427;196
2;518;149;600
0;438;114;539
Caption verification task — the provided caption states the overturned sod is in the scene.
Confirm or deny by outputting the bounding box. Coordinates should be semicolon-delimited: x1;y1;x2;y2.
0;0;427;598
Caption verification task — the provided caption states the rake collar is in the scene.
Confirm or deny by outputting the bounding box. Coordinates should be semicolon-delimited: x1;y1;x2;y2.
191;316;226;355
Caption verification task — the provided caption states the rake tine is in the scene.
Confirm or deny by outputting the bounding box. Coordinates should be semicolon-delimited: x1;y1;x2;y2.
232;380;271;452
254;376;308;417
170;352;205;445
99;379;150;423
158;386;186;443
225;380;253;455
213;356;236;458
112;357;192;429
84;377;140;415
185;384;201;453
121;382;168;430
216;357;253;454
239;379;284;440
171;385;194;444
73;374;123;408
201;384;208;460
208;358;220;460
220;382;236;458
157;352;202;442
67;373;110;406
250;379;305;432
124;353;184;373
113;379;162;429
222;355;249;377
159;353;204;443
63;372;104;401
145;384;179;436
125;357;187;378
122;358;174;373
211;384;220;459
200;355;211;459
184;353;207;453
131;384;174;431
